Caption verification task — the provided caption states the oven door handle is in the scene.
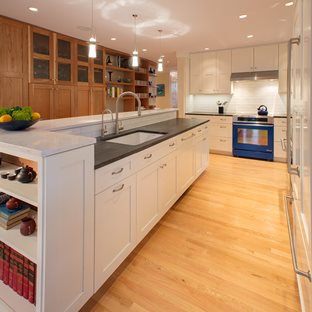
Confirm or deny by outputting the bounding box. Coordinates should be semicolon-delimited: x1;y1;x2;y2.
287;37;300;177
233;123;273;128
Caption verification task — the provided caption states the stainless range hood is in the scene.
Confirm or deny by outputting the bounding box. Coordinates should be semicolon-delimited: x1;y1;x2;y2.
230;70;279;81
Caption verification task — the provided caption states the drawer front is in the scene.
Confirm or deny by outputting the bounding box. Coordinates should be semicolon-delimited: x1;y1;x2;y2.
212;116;232;124
275;126;287;140
95;156;132;194
274;141;287;159
274;117;287;126
211;123;232;137
210;136;232;152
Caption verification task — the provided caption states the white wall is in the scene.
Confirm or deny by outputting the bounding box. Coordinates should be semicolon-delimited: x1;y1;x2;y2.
187;80;286;115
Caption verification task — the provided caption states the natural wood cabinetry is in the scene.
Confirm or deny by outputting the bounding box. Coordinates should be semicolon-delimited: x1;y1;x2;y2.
0;17;28;106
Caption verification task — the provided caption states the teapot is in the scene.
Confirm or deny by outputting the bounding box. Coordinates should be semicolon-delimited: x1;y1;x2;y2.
257;105;268;115
16;165;37;183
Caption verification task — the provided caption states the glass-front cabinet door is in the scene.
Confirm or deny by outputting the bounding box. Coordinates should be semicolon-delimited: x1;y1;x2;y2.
77;42;90;84
31;28;54;82
56;35;73;84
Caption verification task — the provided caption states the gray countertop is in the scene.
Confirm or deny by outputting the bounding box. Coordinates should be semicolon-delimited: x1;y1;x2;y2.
186;112;234;116
95;118;208;169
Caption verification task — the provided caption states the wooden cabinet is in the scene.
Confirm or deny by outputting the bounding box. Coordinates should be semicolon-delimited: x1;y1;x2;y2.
0;17;28;106
94;175;136;291
195;125;209;178
274;117;287;161
29;83;74;119
232;44;278;73
190;50;231;94
278;42;288;93
75;86;104;116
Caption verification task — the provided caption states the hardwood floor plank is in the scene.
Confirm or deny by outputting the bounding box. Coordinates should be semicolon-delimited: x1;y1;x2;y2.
81;154;301;312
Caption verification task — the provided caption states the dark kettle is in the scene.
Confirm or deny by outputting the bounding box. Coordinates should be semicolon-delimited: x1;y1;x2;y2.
16;165;37;183
257;105;268;115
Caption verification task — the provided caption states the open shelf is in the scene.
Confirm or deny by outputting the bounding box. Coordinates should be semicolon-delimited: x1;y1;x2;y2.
0;283;35;312
105;81;133;86
106;65;133;72
0;163;38;207
0;220;37;264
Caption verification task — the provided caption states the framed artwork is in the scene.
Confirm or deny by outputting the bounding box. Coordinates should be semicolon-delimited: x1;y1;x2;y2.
157;84;165;96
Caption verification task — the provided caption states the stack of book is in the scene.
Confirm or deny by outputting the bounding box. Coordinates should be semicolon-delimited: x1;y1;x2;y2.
0;203;30;230
0;241;36;304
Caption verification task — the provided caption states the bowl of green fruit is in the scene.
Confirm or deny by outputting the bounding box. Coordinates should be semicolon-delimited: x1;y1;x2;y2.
0;107;41;131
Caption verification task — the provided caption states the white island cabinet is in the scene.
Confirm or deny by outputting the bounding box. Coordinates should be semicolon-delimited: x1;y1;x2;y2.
94;123;209;289
0;131;95;312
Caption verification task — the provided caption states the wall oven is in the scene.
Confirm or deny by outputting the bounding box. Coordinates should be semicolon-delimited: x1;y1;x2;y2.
232;116;274;160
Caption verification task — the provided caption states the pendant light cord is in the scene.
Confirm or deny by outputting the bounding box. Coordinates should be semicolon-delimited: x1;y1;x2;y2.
91;0;94;36
133;14;138;51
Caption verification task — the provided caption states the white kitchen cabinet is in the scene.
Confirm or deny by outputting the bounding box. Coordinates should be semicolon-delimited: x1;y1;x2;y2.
94;175;136;291
195;126;209;178
279;42;288;93
209;116;233;154
190;50;231;94
158;151;178;218
137;161;159;241
274;117;287;161
231;44;278;73
177;130;196;193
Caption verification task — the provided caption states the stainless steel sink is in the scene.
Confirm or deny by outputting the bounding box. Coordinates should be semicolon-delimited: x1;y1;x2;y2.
104;131;166;145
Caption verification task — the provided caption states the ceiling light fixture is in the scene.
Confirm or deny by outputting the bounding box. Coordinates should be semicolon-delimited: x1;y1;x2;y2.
285;1;294;6
142;48;147;52
204;47;210;50
28;7;38;12
239;14;247;19
247;34;254;38
110;37;116;41
158;29;163;72
132;14;139;68
88;0;97;58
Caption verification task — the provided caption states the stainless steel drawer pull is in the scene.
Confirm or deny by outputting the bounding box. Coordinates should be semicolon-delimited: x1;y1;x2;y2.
280;138;287;151
112;168;124;175
113;184;124;193
144;154;152;159
169;142;175;147
284;195;311;282
181;134;195;141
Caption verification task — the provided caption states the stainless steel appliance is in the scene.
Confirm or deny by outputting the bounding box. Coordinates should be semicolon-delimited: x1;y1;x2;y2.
232;115;274;160
283;0;312;308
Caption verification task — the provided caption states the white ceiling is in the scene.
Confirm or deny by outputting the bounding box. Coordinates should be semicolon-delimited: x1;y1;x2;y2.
1;0;295;70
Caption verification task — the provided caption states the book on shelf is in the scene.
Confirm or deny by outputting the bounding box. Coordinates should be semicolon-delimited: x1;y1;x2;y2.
3;244;10;285
16;250;24;296
0;240;3;280
28;260;36;304
0;217;26;230
23;258;29;299
0;202;31;220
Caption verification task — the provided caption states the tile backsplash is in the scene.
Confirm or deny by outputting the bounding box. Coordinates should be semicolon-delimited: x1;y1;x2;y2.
187;80;286;115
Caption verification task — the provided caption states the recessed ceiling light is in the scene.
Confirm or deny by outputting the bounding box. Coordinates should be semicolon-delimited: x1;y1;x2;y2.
161;55;165;58
110;37;116;41
204;47;210;50
285;1;294;6
28;7;38;12
247;35;254;38
142;48;147;52
239;14;247;19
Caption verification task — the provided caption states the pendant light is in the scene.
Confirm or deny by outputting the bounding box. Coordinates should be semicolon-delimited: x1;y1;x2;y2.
157;29;163;72
88;0;97;58
132;14;139;68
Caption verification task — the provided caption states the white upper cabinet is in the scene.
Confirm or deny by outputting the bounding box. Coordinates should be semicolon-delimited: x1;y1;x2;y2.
231;44;278;73
231;47;254;72
190;50;231;94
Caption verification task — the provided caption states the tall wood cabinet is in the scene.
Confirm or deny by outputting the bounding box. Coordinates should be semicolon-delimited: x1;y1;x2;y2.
0;17;28;107
0;16;157;119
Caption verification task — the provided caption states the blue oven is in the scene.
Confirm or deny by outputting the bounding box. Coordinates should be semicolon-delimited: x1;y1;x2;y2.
233;116;274;161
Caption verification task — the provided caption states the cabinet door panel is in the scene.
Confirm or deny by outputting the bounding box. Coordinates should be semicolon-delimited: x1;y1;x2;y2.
202;52;216;76
76;86;90;116
232;47;253;73
202;73;216;93
54;85;74;118
91;87;105;115
95;175;136;291
217;50;231;74
158;152;177;217
190;53;202;93
0;77;23;107
254;44;278;71
29;83;53;119
217;73;231;94
137;162;159;241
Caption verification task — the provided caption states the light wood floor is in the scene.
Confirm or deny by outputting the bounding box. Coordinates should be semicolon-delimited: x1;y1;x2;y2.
81;154;301;312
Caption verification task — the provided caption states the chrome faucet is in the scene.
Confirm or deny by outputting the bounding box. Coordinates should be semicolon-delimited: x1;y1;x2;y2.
115;91;142;134
101;108;113;138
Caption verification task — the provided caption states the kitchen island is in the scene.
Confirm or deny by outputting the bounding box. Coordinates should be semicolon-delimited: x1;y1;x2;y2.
0;109;209;312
